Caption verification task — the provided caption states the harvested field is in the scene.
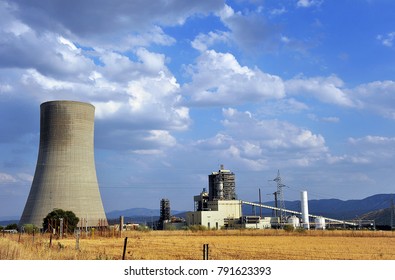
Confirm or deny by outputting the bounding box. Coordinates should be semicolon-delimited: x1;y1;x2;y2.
1;229;395;260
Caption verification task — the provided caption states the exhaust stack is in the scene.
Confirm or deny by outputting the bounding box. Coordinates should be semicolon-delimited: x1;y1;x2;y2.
301;191;310;229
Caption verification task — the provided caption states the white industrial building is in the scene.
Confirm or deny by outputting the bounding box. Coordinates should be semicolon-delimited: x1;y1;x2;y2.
186;199;242;229
186;166;278;229
186;192;278;229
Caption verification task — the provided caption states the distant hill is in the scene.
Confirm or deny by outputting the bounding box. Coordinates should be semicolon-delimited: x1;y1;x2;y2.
106;194;394;224
106;208;159;219
107;215;161;225
243;193;394;221
105;208;187;225
0;220;19;227
2;194;394;227
105;207;184;220
359;207;395;228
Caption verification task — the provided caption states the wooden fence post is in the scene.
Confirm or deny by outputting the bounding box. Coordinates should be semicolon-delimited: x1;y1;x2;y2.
203;244;209;260
122;237;128;260
75;231;80;250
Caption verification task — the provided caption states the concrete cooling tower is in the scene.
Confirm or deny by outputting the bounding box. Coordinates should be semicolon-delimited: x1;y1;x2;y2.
19;101;108;228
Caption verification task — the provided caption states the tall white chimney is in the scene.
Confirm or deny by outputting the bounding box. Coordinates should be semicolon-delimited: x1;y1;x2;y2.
301;191;310;229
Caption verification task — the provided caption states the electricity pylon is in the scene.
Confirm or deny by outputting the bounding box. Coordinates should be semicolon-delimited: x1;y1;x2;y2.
273;170;286;225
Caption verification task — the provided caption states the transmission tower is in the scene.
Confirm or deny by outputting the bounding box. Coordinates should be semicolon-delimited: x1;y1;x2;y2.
273;170;286;225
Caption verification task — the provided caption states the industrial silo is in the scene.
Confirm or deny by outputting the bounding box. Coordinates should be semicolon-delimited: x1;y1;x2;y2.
19;101;108;229
315;217;326;230
287;215;300;228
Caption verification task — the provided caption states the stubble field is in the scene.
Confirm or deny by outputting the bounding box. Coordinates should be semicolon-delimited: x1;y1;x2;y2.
1;229;395;260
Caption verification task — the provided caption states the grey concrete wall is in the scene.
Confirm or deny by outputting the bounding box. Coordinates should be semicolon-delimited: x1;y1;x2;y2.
19;101;108;229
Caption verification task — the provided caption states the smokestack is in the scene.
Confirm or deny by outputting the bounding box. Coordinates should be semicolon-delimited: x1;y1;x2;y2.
19;101;108;228
301;191;310;229
259;188;262;218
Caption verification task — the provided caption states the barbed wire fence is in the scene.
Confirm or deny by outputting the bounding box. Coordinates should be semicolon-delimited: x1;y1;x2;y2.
2;229;395;260
119;235;395;260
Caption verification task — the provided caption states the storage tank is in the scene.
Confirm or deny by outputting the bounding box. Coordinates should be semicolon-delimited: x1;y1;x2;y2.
287;215;300;228
315;217;326;230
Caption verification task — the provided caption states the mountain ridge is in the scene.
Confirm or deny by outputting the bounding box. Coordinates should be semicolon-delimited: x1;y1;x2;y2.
105;193;394;222
2;193;393;226
243;193;394;220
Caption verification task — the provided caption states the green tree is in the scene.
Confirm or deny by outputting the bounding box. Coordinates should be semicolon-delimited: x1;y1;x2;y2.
5;223;18;230
22;224;39;234
43;209;79;234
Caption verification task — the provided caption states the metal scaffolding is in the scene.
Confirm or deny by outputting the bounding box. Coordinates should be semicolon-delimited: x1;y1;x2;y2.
160;198;171;222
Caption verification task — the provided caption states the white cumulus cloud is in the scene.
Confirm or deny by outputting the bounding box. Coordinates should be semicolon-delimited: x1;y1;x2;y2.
191;30;231;52
285;75;356;107
352;80;395;119
184;50;285;106
195;108;327;169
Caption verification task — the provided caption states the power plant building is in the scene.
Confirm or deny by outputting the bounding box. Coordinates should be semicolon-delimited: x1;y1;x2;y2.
187;165;247;229
186;167;357;230
208;165;237;201
187;167;307;230
19;101;108;229
188;198;242;229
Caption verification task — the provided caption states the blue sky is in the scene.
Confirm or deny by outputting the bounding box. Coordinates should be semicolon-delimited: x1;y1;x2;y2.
1;0;395;219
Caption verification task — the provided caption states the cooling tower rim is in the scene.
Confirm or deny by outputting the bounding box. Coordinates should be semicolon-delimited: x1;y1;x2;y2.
41;100;94;109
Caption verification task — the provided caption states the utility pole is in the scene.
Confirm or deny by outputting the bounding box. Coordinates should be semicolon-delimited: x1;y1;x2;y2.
391;197;395;230
266;191;278;217
259;188;262;218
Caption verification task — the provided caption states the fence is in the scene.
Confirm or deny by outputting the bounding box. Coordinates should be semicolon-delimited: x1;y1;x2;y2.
2;229;395;260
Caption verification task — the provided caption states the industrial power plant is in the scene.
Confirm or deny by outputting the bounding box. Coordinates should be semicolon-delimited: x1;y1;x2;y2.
164;166;358;230
18;100;359;232
156;165;357;230
19;101;108;229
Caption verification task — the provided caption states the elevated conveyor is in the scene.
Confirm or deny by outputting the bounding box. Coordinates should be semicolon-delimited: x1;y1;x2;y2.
241;200;357;227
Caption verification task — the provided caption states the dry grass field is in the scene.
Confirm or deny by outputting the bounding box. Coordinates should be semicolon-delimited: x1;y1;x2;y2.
1;229;395;260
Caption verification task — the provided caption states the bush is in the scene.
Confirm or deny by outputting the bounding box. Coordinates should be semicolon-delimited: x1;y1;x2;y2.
137;225;151;232
165;225;177;231
188;225;208;232
21;224;39;234
295;227;306;234
283;224;294;232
